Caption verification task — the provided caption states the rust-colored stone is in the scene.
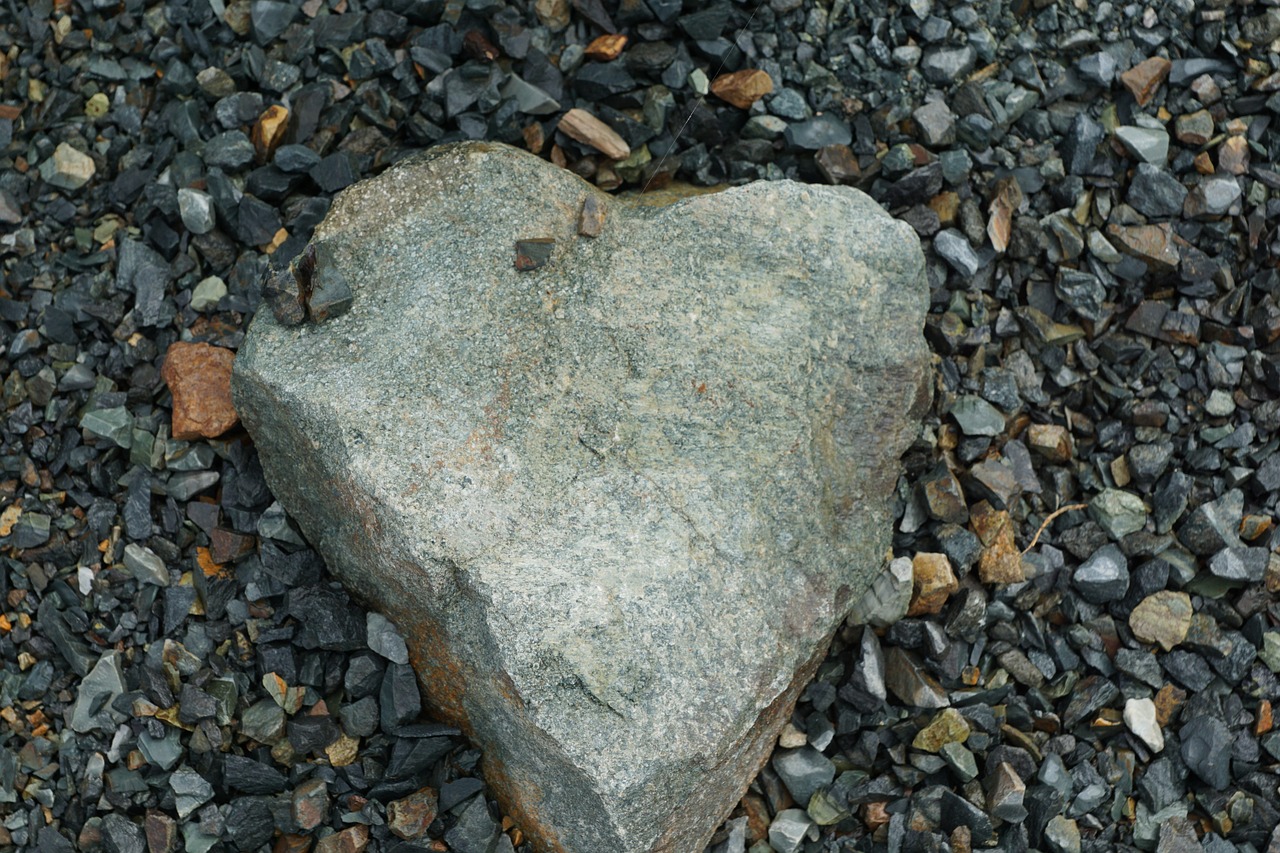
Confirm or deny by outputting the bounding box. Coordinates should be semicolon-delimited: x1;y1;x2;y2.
388;787;439;840
1107;222;1180;272
293;778;330;832
1258;699;1273;735
274;834;312;853
161;342;239;439
971;501;1024;584
863;800;892;832
1240;514;1274;541
1027;423;1073;462
740;794;770;842
1153;683;1186;727
908;552;958;616
710;69;774;110
210;527;256;564
1219;135;1250;175
1119;56;1172;106
815;144;860;185
987;176;1022;253
584;33;627;61
314;826;368;853
930;191;959;225
253;104;290;162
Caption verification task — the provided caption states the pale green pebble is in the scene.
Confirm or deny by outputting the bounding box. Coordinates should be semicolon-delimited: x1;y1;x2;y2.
80;407;133;449
129;428;155;469
1205;388;1235;417
806;788;849;826
1089;488;1147;539
940;740;979;781
85;92;110;118
1088;230;1123;263
1261;633;1280;672
742;114;788;140
689;67;709;95
614;145;651;183
190;276;227;312
182;823;218;853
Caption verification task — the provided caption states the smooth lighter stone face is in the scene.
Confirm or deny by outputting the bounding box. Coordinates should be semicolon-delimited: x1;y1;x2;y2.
233;142;930;853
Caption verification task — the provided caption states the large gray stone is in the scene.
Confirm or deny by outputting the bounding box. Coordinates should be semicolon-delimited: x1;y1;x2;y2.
232;142;929;853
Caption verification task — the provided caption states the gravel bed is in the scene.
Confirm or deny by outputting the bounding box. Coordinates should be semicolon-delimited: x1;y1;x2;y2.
3;0;1280;851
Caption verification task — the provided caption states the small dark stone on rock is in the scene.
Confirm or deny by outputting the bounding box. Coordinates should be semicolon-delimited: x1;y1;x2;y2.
515;238;555;271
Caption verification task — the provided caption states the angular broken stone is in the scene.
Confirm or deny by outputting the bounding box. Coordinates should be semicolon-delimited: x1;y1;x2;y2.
848;556;912;628
885;647;950;709
557;108;630;160
908;552;958;616
912;708;970;752
305;246;354;323
709;69;774;109
264;265;306;327
161;342;239;440
40;141;96;191
1130;590;1193;651
1119;57;1172;106
1123;697;1164;752
233;142;929;853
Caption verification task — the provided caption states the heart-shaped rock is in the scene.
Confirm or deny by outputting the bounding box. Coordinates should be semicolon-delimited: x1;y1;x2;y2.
233;142;929;852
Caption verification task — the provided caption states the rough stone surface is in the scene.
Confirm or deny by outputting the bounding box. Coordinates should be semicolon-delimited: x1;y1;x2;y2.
1130;591;1193;651
161;342;239;440
233;142;930;853
40;142;96;191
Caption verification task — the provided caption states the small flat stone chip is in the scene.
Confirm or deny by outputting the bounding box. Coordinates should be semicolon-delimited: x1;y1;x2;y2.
514;237;555;271
161;342;239;440
578;195;606;237
557;108;630;160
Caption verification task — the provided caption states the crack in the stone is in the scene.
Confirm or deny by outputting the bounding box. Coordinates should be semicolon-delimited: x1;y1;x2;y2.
571;674;627;720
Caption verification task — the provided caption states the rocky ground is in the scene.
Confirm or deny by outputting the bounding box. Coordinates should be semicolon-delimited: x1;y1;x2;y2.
2;0;1280;851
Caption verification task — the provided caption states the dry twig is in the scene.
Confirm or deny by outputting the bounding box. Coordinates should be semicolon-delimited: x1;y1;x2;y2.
1021;503;1089;555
